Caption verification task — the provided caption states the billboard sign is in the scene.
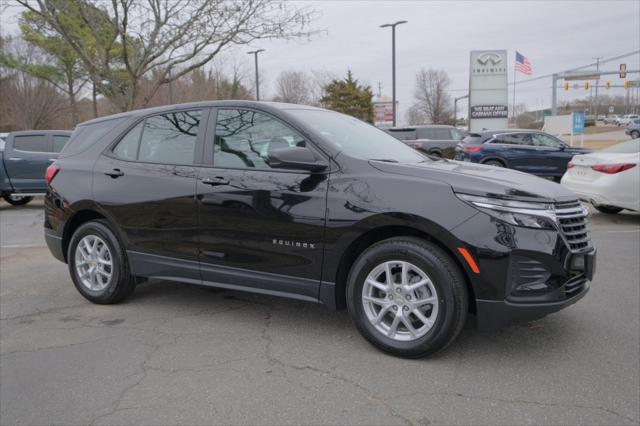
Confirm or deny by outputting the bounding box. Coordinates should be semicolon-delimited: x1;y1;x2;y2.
374;101;394;126
469;50;508;131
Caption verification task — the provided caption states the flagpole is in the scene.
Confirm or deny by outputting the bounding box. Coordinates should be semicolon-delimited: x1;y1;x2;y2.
512;52;517;123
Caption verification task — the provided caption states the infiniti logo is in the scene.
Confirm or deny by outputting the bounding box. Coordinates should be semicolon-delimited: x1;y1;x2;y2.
477;52;503;65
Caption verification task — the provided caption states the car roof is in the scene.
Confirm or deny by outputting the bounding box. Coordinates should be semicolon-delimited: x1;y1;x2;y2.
7;130;72;136
473;129;544;136
388;124;454;131
78;100;324;127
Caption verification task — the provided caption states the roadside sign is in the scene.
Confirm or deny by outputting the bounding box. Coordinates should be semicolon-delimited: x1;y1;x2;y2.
572;112;585;135
620;63;627;79
609;106;614;113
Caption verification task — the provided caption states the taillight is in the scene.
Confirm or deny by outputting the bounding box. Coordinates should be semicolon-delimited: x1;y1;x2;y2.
567;161;574;169
591;163;636;174
45;165;60;184
464;146;483;153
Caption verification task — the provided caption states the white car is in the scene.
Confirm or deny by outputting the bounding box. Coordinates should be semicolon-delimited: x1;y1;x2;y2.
618;114;639;126
561;139;640;214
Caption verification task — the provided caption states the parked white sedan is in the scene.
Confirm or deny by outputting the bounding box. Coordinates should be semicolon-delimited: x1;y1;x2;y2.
561;139;640;214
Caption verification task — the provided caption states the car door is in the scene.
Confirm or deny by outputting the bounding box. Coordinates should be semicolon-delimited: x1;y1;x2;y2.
4;132;53;191
487;133;535;171
92;108;206;280
196;108;329;301
530;133;572;175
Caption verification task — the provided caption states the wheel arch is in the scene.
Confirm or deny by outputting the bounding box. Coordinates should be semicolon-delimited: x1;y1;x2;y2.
61;209;114;262
329;224;477;314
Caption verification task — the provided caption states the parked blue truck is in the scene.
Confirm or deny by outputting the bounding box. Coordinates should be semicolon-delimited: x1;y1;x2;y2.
0;130;71;206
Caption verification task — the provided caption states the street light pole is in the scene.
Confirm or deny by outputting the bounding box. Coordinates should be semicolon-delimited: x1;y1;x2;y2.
247;49;265;101
380;20;407;127
592;56;602;118
454;94;469;125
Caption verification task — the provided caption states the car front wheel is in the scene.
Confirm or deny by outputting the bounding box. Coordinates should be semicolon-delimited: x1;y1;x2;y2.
631;130;639;139
346;237;468;358
68;220;136;304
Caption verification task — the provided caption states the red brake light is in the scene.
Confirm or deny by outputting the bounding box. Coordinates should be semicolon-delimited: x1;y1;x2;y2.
591;163;636;174
567;161;574;169
464;146;483;153
45;165;59;184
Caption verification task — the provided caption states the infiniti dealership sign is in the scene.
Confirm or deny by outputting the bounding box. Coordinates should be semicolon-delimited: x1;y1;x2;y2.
468;50;508;131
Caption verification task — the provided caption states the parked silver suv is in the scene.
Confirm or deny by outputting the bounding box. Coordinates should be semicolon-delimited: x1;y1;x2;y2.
625;118;640;139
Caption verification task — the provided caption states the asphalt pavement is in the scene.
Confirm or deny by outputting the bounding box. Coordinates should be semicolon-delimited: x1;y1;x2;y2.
1;199;639;425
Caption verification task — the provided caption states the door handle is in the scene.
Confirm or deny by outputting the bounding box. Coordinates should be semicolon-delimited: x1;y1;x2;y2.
8;157;22;161
202;176;229;186
104;168;124;178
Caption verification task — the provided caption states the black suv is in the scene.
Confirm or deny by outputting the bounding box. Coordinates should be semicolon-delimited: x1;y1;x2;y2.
44;101;596;358
384;125;465;158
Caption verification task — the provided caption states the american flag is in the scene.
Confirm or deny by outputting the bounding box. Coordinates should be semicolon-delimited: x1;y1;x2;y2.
515;51;532;75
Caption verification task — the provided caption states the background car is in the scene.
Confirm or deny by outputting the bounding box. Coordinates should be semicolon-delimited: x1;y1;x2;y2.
604;114;620;125
454;129;591;181
561;139;639;214
0;130;71;205
624;118;640;138
384;125;465;158
618;114;639;126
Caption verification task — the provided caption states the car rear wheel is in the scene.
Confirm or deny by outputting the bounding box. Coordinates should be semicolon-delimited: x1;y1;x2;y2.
483;159;505;168
68;220;136;304
631;130;640;139
3;194;34;206
594;205;623;214
346;237;468;358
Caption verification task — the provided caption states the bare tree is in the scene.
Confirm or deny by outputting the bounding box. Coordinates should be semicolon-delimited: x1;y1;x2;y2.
16;0;317;111
412;68;452;124
272;70;312;104
405;104;427;125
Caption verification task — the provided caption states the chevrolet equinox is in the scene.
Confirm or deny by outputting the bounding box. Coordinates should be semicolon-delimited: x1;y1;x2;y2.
44;101;596;358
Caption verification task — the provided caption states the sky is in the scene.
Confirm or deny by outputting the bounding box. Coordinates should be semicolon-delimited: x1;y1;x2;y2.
1;0;639;123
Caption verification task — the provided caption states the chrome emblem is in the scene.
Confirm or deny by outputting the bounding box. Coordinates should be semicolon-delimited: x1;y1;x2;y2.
477;52;503;65
272;239;316;249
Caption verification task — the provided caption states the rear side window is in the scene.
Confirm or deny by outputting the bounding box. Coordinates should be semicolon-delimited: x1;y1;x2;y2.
495;134;532;145
462;134;483;145
13;135;48;152
113;110;202;165
417;128;451;140
52;135;70;152
387;129;416;140
63;118;123;156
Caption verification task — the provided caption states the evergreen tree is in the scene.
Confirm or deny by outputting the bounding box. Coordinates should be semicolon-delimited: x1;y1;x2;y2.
320;71;374;123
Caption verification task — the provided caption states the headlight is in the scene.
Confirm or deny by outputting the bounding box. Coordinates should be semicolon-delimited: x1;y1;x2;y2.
456;193;557;229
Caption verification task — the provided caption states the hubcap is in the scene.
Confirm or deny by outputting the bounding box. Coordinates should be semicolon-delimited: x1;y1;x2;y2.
75;235;113;291
362;261;439;342
9;195;26;201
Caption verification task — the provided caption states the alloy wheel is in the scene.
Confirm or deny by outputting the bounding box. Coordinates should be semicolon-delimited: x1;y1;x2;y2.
75;235;113;291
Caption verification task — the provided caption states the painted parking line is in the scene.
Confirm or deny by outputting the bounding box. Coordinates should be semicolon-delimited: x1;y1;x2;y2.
1;244;46;249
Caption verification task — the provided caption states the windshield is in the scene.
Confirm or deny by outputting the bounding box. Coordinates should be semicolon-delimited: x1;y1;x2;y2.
601;139;640;153
288;109;426;163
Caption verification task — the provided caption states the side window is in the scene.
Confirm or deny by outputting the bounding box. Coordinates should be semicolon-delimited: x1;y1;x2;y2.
52;135;70;152
532;134;563;148
433;128;452;139
138;110;202;165
214;109;305;170
495;134;532;145
13;135;47;152
388;129;416;140
416;128;434;139
450;128;465;140
113;122;143;161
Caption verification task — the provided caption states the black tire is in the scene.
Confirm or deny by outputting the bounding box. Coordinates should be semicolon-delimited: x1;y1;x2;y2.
3;194;34;206
594;205;623;214
631;130;640;139
483;159;505;168
67;220;136;304
429;151;442;158
346;237;468;358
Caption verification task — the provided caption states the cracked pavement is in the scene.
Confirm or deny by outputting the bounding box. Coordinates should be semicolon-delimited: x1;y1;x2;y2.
1;200;639;425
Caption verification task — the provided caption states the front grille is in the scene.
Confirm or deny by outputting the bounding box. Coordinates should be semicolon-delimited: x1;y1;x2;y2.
555;200;591;252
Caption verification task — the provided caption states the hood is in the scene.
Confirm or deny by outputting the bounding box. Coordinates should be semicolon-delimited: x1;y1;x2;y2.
369;159;577;203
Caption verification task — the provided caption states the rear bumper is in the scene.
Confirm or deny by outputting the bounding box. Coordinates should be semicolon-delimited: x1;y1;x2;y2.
45;229;65;263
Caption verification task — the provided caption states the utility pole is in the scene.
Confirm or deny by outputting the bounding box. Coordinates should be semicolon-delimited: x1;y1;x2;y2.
593;56;602;117
247;49;265;101
380;20;407;127
454;94;469;125
552;74;558;116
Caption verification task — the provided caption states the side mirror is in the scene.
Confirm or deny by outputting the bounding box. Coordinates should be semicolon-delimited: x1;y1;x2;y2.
268;146;328;172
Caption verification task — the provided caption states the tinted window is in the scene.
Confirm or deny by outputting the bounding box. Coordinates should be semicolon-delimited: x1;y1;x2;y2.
387;129;416;140
601;139;640;153
495;134;532;145
13;135;47;152
52;135;70;152
417;128;451;140
63;118;122;156
288;109;425;163
138;110;201;165
113;122;143;161
214;109;305;169
532;134;564;148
